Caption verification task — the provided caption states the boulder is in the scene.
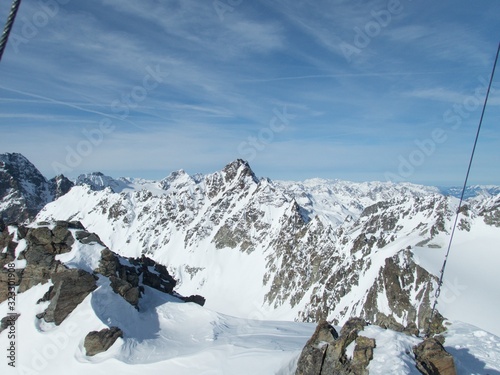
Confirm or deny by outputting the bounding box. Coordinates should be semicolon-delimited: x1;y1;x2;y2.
84;327;123;356
351;336;376;375
96;248;120;277
295;320;339;375
43;269;98;325
109;276;140;307
413;338;457;375
375;312;405;332
76;230;104;245
296;318;375;375
18;263;65;293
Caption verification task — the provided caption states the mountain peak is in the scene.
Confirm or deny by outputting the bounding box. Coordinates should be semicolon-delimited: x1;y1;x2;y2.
221;159;258;184
159;169;193;190
75;172;131;193
0;152;53;223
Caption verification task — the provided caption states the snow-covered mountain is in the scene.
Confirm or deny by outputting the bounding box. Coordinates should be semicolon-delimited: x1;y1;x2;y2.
34;159;500;338
2;154;500;373
0;153;73;224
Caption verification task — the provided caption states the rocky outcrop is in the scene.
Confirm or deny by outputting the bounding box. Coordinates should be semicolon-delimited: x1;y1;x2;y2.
361;250;439;332
95;248;195;308
0;314;20;334
84;327;123;356
18;224;75;293
179;294;206;306
295;318;375;375
413;338;457;375
41;269;98;325
351;336;376;375
49;175;74;199
0;220;16;268
109;276;141;307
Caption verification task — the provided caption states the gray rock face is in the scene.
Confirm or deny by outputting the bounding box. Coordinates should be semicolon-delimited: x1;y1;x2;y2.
351;336;376;375
0;153;54;223
75;230;105;245
96;248;187;307
295;318;374;375
17;224;75;293
42;269;98;325
361;250;439;332
48;175;74;199
413;338;457;375
84;327;123;356
180;295;206;306
109;276;141;307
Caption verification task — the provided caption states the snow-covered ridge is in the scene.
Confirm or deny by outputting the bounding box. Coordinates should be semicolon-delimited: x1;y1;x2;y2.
35;158;500;338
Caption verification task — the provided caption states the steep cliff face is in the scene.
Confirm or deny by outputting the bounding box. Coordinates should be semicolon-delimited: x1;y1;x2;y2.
0;153;74;223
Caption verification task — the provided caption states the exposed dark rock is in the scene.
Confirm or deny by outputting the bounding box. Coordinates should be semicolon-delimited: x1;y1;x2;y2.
351;336;376;375
43;269;98;325
24;225;75;259
375;312;405;332
479;197;500;227
404;322;420;336
18;263;65;293
75;230;104;245
361;250;438;332
0;223;16;268
49;175;74;199
425;311;446;337
180;295;206;306
67;221;85;230
0;268;22;303
109;276;140;307
295;320;339;375
295;318;374;375
0;314;20;334
84;327;123;356
96;248;120;277
16;225;75;293
96;249;185;307
0;153;53;223
413;337;457;375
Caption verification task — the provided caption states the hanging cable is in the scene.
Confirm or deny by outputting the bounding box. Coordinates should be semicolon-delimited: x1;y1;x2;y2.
0;0;22;62
425;41;500;337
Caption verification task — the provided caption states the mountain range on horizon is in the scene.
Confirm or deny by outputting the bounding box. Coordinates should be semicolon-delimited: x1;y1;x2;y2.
1;151;500;374
1;152;499;226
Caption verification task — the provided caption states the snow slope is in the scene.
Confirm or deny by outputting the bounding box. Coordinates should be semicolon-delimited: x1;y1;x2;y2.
2;224;500;375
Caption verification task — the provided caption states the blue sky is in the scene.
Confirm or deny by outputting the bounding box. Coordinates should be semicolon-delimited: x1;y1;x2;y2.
0;0;499;185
